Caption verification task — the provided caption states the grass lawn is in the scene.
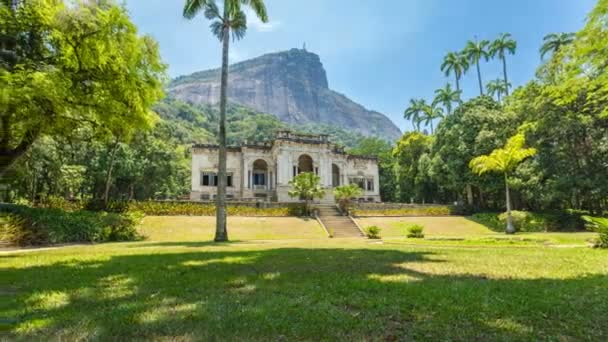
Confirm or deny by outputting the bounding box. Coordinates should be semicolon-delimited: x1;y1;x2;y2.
357;216;598;246
139;216;328;241
1;217;607;340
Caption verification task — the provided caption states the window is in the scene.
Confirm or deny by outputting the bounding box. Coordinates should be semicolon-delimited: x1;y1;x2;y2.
367;178;374;191
293;166;297;177
201;172;214;186
227;173;233;187
349;177;366;190
201;172;233;187
253;173;266;186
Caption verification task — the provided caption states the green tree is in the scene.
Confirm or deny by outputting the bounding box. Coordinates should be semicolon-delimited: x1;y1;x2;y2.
288;172;325;216
433;83;461;115
440;51;469;91
0;0;165;178
489;33;516;95
539;32;575;60
432;96;512;207
183;0;268;242
463;39;490;96
334;184;363;214
470;133;536;234
486;79;510;103
403;98;427;132
422;103;444;135
392;132;434;203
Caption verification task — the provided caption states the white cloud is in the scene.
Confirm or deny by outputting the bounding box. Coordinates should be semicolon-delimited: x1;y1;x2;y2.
245;8;281;33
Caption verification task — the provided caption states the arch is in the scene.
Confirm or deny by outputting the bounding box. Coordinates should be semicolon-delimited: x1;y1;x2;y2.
253;159;268;171
332;163;340;187
297;154;313;174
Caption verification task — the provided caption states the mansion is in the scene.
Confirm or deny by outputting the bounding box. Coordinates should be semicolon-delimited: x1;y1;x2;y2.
191;130;380;203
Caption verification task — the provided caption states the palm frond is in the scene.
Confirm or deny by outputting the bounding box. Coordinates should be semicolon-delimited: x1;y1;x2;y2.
203;1;221;20
210;20;224;41
469;133;537;175
183;0;210;19
242;0;268;22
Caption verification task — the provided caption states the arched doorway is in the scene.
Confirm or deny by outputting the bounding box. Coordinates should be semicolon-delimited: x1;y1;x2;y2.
332;164;340;187
298;154;313;174
252;159;268;190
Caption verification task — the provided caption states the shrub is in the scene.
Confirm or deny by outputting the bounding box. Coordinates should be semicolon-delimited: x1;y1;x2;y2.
352;206;453;217
406;224;425;238
38;199;307;217
0;204;142;246
364;226;381;239
472;211;586;232
582;216;608;248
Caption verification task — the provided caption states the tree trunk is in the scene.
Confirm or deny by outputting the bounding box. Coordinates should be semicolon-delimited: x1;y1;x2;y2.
502;56;509;96
103;141;119;207
466;183;473;206
214;20;230;242
476;61;484;96
497;92;501;103
505;173;515;234
455;75;460;92
430;121;434;135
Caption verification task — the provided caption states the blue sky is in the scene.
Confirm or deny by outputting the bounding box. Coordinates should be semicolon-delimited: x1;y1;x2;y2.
125;0;595;131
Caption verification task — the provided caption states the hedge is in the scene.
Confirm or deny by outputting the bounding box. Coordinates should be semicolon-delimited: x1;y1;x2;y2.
351;205;456;217
37;197;307;217
0;204;142;246
470;210;586;232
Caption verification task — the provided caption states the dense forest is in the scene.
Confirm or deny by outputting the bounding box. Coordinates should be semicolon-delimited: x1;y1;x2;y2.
2;0;607;216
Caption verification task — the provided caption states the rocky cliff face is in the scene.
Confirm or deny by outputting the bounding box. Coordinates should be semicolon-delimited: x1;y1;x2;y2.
168;49;401;140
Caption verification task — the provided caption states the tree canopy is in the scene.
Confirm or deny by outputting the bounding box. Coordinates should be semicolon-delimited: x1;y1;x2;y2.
0;0;166;176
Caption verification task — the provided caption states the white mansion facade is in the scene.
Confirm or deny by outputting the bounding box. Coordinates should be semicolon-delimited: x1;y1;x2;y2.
191;130;380;203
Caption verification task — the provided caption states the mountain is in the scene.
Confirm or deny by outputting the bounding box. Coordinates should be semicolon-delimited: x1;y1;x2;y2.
167;48;401;140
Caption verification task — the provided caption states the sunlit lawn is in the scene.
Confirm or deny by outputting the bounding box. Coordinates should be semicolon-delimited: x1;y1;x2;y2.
139;216;327;241
357;216;598;246
1;216;607;340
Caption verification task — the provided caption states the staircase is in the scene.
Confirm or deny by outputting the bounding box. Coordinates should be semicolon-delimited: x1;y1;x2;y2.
315;204;364;238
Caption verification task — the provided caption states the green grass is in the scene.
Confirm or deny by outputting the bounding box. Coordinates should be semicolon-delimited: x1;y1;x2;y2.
1;217;607;340
357;217;597;246
139;216;328;241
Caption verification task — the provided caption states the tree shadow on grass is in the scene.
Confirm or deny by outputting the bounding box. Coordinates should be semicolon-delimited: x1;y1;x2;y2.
1;247;607;340
131;240;246;248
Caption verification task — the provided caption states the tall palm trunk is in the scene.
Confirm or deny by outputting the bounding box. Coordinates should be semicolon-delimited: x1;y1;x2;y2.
455;75;460;92
430;121;434;135
475;61;483;95
215;20;229;242
502;57;509;96
505;173;515;234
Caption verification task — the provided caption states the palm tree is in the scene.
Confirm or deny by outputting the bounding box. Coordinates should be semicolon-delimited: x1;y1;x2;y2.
489;33;516;96
469;133;536;234
183;0;268;242
540;32;575;60
422;102;444;135
334;184;363;215
486;79;510;103
403;98;426;132
288;172;325;216
463;39;490;96
433;83;461;115
440;51;469;92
